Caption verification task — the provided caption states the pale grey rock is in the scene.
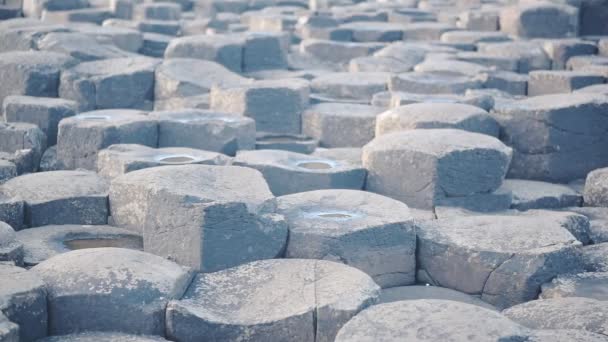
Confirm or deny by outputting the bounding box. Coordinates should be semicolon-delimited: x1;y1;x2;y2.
31;248;193;336
541;272;608;301
500;2;579;39
310;72;388;103
335;299;530;342
2;95;77;146
502;179;582;210
0;263;47;342
109;165;288;272
255;132;317;154
495;93;608;182
39;333;171;342
389;71;483;94
57;110;158;170
302;103;382;148
528;70;605;96
274;189;416;287
417;213;583;308
379;285;497;311
166;259;380;342
97;144;229;179
363;129;512;210
582;243;608;272
16;224;143;266
503;297;608;335
375;102;499;137
585;167;608;207
0;222;21;265
59;57;160;111
233;149;366;196
152;109;255;156
1;171;108;227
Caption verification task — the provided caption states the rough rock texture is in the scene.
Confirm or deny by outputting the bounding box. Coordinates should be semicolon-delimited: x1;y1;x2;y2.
335;300;531;342
501;179;582;210
31;248;193;336
109;165;288;272
152;109;255;156
16;224;143;266
57;110;158;170
540;272;608;301
494;93;608;182
417;213;583;308
0;263;47;342
375;102;499;137
166;259;380;342
233;149;367;196
378;286;497;311
363;129;512;209
503;297;608;336
1;171;108;228
273;189;416;287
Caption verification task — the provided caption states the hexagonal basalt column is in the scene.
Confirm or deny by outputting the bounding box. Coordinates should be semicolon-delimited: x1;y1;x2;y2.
151;109;255;156
16;224;143;266
57;110;158;170
97;144;230;179
0;263;47;342
166;259;380;342
59;57;159;111
273;189;416;287
31;248;193;336
362;129;512;209
417;213;584;308
109;165;288;272
375;102;500;138
1;171;108;228
494;93;608;182
335;300;530;342
233;149;366;196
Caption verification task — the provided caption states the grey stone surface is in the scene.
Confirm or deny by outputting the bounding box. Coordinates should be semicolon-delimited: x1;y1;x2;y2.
379;285;497;311
31;248;193;336
478;41;551;73
0;222;21;265
585;167;608;207
39;333;171;342
233;149;366;196
528;70;605;96
375;102;499;137
312;147;362;167
389;71;483;94
35;31;133;61
152;109;255;156
0;122;47;170
502;179;582;211
154;58;250;101
302;103;382;147
211;79;308;134
273;189;415;287
0;263;47;342
59;56;160;111
582;243;608;272
0;50;76;106
528;329;608;341
16;224;143;266
0;312;18;342
541;272;608;301
494;93;608;182
97;144;230;179
503;297;608;335
541;39;598;70
1;170;108;227
0;195;23;231
166;259;379;342
500;2;579;39
299;39;384;65
164;34;245;72
255;132;317;154
310;72;388;103
2;95;77;146
57;110;158;170
109;165;287;272
417;213;583;308
363;129;511;209
335;299;530;342
560;206;608;243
